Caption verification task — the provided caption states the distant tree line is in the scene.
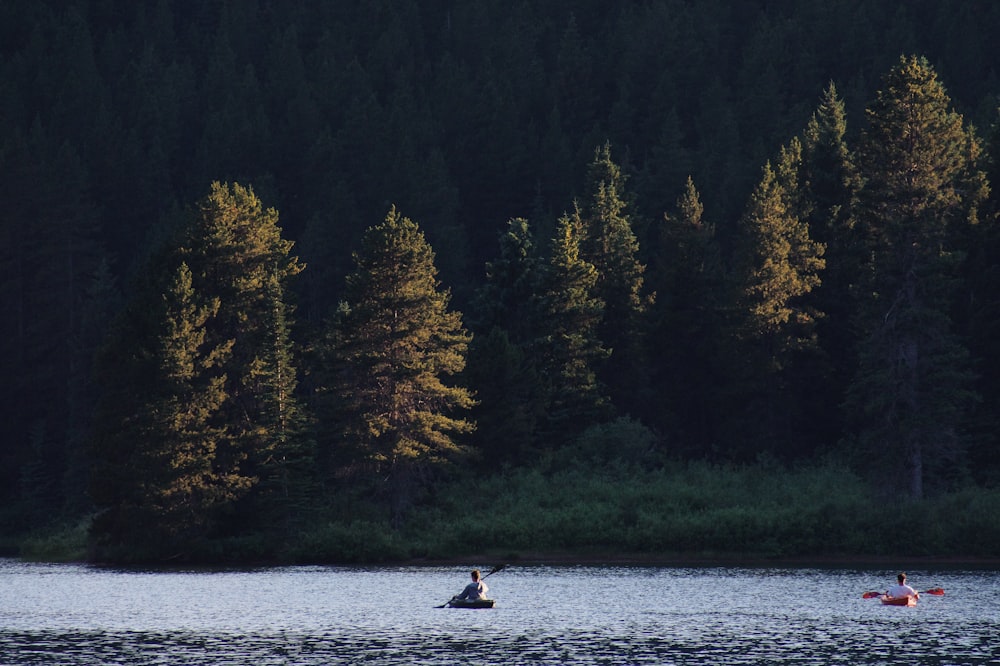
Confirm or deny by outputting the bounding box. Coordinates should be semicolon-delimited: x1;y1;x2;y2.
1;1;999;558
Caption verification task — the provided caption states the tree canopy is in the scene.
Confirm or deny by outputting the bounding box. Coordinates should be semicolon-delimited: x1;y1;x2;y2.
3;1;1000;560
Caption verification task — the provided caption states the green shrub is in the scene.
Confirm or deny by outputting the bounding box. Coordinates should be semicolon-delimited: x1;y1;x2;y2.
292;520;409;563
566;417;661;469
19;518;90;562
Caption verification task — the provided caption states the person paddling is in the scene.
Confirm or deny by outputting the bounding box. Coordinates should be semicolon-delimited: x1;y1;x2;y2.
453;569;489;602
885;572;918;600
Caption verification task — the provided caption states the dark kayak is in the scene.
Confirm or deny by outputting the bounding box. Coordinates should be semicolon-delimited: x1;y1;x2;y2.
447;598;496;609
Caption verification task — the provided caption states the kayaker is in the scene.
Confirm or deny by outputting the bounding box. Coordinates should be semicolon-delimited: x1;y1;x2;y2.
453;569;489;602
885;572;918;599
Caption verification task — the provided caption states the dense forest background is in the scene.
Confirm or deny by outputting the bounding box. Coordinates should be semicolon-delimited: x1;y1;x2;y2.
3;0;1000;562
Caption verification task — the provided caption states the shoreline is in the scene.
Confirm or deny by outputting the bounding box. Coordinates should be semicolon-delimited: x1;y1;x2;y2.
400;551;1000;569
9;550;999;569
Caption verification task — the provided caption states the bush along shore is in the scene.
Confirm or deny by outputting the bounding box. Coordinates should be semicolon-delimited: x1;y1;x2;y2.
16;459;1000;566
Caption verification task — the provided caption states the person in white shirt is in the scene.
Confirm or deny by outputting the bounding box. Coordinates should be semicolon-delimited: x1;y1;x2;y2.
885;572;918;599
454;569;489;601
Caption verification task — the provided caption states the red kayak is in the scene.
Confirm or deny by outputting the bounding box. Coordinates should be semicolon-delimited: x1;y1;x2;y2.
881;594;917;606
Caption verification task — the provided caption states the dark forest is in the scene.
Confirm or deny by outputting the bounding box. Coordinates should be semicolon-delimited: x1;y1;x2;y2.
2;0;1000;563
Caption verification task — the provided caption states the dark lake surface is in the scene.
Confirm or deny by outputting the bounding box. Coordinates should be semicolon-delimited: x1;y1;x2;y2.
1;559;997;664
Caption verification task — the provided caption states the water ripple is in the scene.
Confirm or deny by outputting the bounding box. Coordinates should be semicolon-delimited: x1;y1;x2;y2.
1;561;998;665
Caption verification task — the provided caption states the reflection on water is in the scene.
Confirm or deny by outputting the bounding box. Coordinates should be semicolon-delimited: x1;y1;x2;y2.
1;560;997;664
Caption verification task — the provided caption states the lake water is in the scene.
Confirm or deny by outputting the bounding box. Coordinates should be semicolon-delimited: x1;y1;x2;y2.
1;559;997;664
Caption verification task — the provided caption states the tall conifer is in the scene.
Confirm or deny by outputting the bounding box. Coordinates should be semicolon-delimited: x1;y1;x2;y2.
181;182;308;528
848;56;986;498
579;144;652;417
90;262;245;555
470;218;543;345
648;177;724;453
90;182;307;555
324;206;475;523
466;218;545;465
799;83;863;442
734;157;825;454
537;205;610;442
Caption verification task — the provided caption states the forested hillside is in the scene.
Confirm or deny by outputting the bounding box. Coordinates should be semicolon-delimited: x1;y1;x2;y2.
2;0;1000;562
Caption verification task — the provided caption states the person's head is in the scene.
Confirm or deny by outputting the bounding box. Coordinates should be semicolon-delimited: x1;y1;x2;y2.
471;569;481;581
897;572;907;584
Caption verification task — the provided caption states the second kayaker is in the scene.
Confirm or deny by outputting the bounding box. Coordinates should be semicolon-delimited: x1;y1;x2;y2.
885;572;918;599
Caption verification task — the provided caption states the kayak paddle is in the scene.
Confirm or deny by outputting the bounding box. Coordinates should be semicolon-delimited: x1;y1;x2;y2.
435;564;507;608
862;587;944;599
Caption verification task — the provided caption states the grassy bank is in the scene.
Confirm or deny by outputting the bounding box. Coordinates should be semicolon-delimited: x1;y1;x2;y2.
14;460;1000;565
286;460;1000;564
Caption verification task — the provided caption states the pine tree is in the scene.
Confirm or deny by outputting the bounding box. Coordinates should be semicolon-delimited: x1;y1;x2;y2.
90;262;245;555
579;144;652;417
536;205;610;443
740;160;825;354
323;206;475;523
144;263;244;542
848;56;986;499
246;268;315;528
466;218;546;465
469;218;543;345
799;82;863;443
647;177;725;453
180;182;308;528
90;182;308;555
734;156;825;454
801;83;861;258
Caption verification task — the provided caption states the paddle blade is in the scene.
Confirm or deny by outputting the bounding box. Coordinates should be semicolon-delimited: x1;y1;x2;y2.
862;591;883;599
485;564;507;577
923;587;945;596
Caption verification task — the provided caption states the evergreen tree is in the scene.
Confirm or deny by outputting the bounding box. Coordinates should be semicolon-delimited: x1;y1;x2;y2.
848;56;986;499
536;205;610;443
801;83;861;264
180;182;309;530
734;156;825;455
90;262;245;556
323;206;475;523
143;263;243;540
246;268;315;528
466;218;546;465
469;218;543;344
90;182;308;555
647;177;725;454
579;144;652;417
799;82;863;442
740;157;825;358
